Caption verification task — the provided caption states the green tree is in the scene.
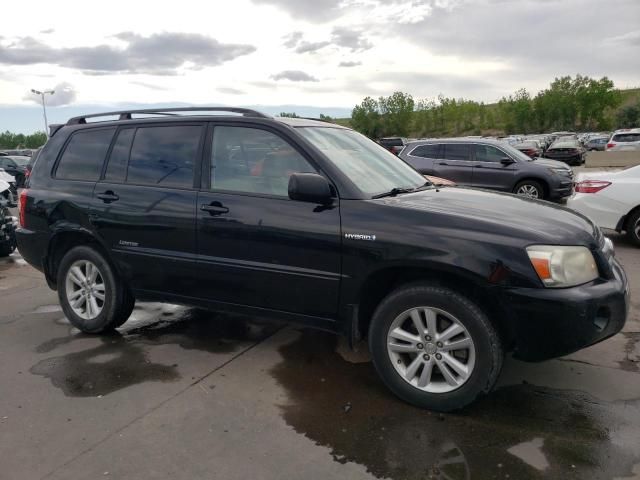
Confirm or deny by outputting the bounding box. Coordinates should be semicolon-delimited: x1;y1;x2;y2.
616;101;640;128
351;96;382;138
278;112;299;118
378;91;414;136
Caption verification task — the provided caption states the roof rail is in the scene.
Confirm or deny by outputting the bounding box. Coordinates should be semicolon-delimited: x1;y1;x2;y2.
66;107;270;125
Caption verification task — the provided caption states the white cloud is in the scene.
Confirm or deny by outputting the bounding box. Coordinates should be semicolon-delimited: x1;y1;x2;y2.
23;82;76;106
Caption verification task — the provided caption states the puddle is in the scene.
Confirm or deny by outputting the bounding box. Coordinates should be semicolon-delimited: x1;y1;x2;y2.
31;304;281;397
270;330;640;480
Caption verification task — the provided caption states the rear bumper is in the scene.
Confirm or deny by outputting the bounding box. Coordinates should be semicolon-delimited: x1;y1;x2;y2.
500;258;628;361
15;227;48;273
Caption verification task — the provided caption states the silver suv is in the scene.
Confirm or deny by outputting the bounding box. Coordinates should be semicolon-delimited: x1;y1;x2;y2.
606;129;640;152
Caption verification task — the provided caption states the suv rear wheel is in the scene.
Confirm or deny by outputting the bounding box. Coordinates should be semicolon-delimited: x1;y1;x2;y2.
368;283;503;411
57;246;134;333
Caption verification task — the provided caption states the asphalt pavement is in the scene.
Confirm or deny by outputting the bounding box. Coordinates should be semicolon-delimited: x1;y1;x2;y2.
0;234;639;480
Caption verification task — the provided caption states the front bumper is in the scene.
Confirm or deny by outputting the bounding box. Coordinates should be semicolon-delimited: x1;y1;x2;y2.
501;257;628;361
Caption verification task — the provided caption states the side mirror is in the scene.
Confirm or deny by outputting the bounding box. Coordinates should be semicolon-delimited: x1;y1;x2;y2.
288;173;333;205
500;157;515;165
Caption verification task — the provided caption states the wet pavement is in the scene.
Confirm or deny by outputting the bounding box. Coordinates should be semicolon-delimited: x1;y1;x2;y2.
0;234;639;479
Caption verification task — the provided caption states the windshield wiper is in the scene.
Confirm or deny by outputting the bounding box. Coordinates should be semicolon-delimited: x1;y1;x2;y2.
372;182;431;199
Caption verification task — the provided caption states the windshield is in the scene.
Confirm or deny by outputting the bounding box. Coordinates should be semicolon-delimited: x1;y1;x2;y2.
297;127;426;196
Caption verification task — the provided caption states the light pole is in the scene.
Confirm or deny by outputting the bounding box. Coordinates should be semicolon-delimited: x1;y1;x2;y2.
31;89;55;135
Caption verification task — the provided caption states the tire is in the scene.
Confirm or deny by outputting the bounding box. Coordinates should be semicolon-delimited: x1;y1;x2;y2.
57;245;131;333
368;283;503;411
513;180;544;199
113;287;136;328
626;210;640;246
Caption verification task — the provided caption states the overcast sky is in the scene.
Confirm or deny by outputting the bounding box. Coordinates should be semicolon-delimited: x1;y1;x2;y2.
0;0;639;117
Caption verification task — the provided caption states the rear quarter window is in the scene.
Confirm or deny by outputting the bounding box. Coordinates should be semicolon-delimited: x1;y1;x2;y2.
410;144;441;158
55;128;116;181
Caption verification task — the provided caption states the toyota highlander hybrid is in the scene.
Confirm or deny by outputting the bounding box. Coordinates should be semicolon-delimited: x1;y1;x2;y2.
16;108;629;411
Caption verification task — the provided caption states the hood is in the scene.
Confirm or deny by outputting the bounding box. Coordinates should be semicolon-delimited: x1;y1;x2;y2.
530;157;571;169
379;186;597;246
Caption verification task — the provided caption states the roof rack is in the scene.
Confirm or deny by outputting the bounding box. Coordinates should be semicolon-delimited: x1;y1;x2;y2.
66;107;270;125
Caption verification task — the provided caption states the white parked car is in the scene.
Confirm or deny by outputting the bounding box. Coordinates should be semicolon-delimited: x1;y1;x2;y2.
567;165;640;244
606;128;640;152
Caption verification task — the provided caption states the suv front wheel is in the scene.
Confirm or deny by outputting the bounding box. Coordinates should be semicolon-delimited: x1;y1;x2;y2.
368;283;503;411
57;246;135;333
513;180;544;199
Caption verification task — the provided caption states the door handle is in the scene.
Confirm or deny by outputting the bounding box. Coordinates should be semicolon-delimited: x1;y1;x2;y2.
200;202;229;215
475;164;484;168
96;191;119;203
438;162;449;166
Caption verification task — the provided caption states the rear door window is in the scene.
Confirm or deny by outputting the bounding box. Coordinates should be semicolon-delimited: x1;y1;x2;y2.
56;128;116;181
410;144;441;159
126;125;203;188
443;144;470;161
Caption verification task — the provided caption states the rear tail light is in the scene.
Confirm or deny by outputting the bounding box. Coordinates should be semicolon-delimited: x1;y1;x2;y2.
575;180;611;193
18;190;27;227
607;143;615;149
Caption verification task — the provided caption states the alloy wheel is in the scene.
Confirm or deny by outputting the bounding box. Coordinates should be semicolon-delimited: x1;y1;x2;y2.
65;260;106;320
516;184;540;198
386;307;476;393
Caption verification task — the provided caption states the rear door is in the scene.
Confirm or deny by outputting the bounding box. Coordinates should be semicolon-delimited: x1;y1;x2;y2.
433;143;473;184
90;123;204;296
471;144;517;191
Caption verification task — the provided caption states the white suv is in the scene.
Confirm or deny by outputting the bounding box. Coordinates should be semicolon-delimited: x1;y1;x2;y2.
606;128;640;151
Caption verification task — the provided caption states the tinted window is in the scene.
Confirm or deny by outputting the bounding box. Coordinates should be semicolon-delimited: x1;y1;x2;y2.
612;133;640;142
104;128;135;183
475;144;506;162
56;128;115;181
410;144;441;158
212;126;315;196
443;144;470;161
127;125;202;188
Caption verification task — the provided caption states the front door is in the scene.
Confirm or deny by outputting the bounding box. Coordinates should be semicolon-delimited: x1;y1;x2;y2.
471;144;517;191
195;124;342;319
90;123;204;296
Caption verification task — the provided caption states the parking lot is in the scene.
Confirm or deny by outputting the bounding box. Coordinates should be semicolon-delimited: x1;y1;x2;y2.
0;229;638;480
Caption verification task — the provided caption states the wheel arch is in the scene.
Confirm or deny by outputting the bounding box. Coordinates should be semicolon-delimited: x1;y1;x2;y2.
45;226;116;289
618;204;640;233
354;264;514;350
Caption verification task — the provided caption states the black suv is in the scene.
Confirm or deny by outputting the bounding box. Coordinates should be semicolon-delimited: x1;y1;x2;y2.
399;138;574;200
17;108;628;411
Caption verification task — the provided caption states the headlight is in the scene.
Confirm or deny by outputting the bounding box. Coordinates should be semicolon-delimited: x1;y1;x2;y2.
526;245;598;287
548;167;570;175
